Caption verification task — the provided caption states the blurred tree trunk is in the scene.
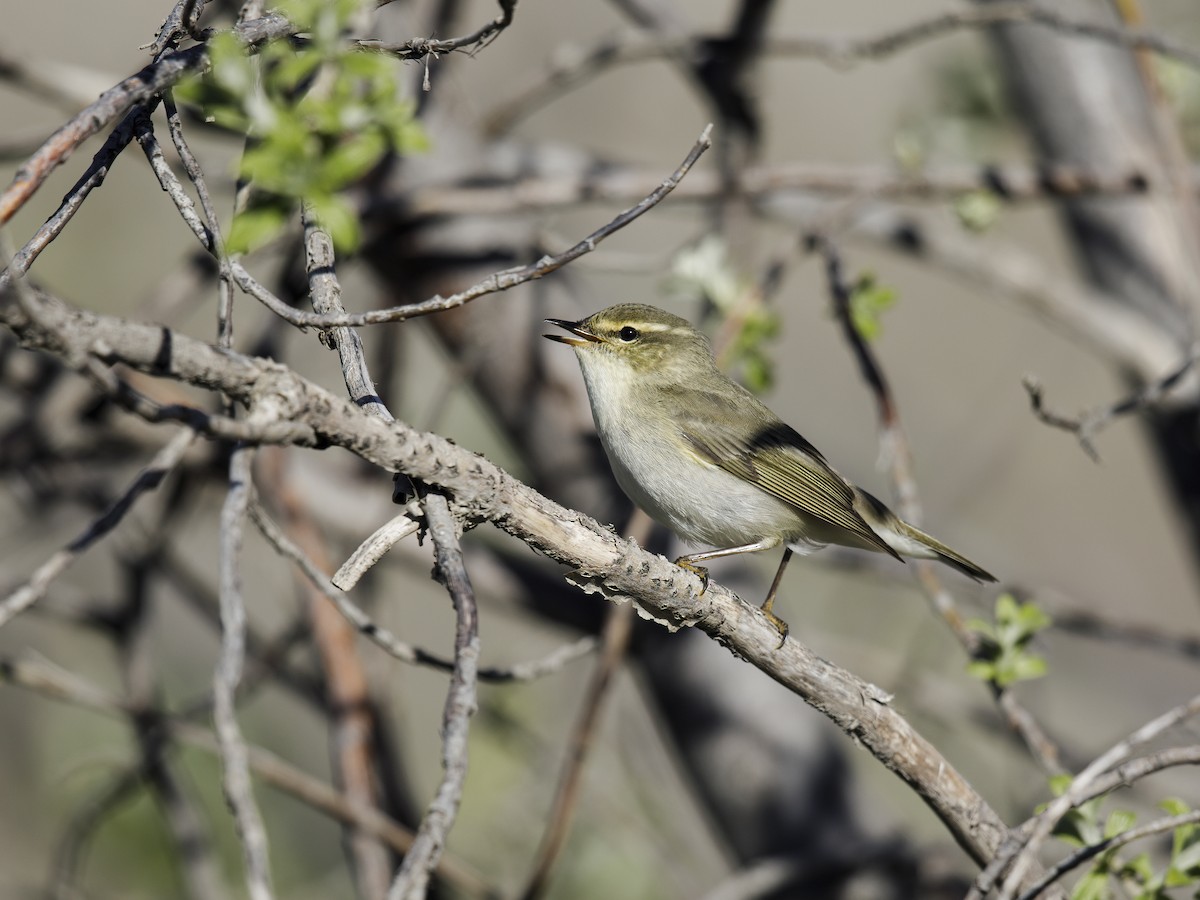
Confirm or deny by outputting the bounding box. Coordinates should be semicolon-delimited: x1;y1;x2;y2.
981;0;1200;567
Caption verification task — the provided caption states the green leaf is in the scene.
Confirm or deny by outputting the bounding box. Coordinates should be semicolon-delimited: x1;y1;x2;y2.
848;275;895;341
1162;798;1191;818
966;660;998;681
1164;865;1193;888
316;131;387;189
967;594;1051;687
1008;654;1048;682
1104;809;1137;839
1054;808;1100;848
1015;602;1053;633
308;194;360;252
177;0;426;261
1121;852;1154;884
208;31;255;94
1172;841;1200;876
954;189;1002;232
227;201;293;254
271;49;324;92
1070;868;1111;900
1048;774;1075;798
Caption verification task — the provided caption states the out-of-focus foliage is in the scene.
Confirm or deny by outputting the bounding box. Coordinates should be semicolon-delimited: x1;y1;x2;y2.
953;188;1003;232
967;594;1050;687
1157;58;1200;159
1043;785;1200;900
847;273;896;343
175;0;426;252
664;236;780;392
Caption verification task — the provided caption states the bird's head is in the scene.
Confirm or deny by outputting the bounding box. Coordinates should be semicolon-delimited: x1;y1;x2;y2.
543;304;714;380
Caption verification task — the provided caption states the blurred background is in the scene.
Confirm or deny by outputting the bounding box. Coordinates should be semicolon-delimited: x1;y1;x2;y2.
2;0;1200;897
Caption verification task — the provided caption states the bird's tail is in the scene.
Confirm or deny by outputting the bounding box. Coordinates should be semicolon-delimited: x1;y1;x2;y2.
855;490;996;582
893;520;996;582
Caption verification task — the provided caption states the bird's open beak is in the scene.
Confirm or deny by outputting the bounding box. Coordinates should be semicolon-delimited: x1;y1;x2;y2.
543;318;601;347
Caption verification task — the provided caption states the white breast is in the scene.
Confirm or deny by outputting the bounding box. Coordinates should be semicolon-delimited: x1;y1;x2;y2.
574;349;797;550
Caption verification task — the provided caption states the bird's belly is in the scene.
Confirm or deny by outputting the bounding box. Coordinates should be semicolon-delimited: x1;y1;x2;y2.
602;429;796;550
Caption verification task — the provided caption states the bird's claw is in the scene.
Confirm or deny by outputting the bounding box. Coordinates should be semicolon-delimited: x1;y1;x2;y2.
763;609;789;649
674;558;709;594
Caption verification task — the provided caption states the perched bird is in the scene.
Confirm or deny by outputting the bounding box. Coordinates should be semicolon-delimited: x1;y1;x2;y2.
544;303;995;643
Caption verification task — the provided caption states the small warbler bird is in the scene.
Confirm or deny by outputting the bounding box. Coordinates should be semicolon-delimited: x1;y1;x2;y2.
544;303;995;643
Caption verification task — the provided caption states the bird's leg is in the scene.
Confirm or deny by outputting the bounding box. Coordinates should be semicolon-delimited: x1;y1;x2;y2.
760;548;794;648
674;538;783;637
675;539;777;594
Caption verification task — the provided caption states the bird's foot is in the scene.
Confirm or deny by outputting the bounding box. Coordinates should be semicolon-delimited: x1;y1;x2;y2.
762;608;789;649
674;558;709;593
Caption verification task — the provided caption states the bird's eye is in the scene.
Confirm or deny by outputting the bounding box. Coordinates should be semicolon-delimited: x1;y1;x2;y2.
618;326;640;342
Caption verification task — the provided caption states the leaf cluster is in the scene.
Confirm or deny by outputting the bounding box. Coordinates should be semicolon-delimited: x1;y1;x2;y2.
175;0;427;252
1047;782;1200;900
966;593;1050;687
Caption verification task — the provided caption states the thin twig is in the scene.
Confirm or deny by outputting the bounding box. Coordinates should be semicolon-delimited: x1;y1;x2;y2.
388;493;480;900
289;211;391;898
252;501;593;683
407;161;1164;218
0;12;293;227
213;445;275;900
333;512;422;590
163;93;236;350
0;427;195;630
1022;344;1200;462
133;112;214;250
1073;745;1200;807
359;0;516;59
2;104;161;289
239;124;713;329
127;103;239;350
485;2;1200;133
258;499;598;683
1016;809;1200;900
302;204;392;419
149;0;212;57
0;654;499;900
984;692;1200;900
